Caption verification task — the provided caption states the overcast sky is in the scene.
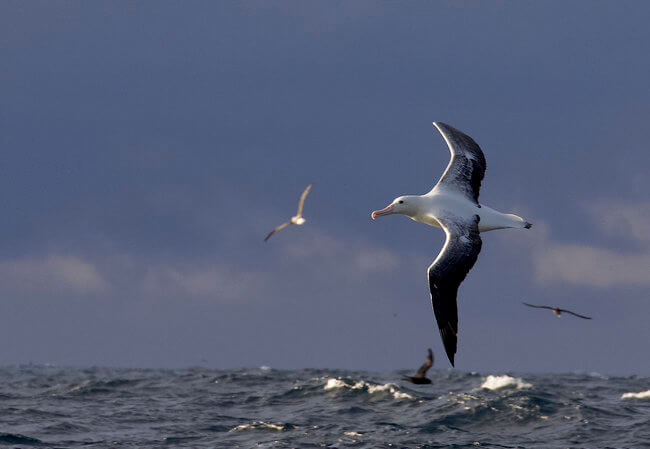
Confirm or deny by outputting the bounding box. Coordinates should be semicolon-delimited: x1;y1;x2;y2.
1;1;649;375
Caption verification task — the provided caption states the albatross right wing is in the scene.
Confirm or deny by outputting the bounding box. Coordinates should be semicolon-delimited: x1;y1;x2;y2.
431;122;487;205
296;184;313;217
560;309;592;320
428;214;482;367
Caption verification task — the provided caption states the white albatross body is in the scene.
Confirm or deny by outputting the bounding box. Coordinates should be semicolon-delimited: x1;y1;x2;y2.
392;191;528;232
371;122;531;367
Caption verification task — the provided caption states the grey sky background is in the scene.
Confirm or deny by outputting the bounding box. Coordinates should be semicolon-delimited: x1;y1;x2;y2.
1;1;649;375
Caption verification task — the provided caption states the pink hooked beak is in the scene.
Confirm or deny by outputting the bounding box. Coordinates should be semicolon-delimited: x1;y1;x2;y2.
371;204;394;219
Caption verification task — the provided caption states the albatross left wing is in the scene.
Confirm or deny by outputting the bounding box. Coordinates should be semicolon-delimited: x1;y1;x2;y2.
431;122;487;205
264;222;291;242
428;214;482;366
522;302;554;311
415;348;434;377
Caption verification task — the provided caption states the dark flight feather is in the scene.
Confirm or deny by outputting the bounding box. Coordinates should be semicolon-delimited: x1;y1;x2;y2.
429;214;482;366
432;122;487;205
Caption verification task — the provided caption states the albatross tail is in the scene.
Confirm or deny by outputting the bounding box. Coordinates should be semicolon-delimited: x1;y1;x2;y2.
478;206;532;232
505;213;532;229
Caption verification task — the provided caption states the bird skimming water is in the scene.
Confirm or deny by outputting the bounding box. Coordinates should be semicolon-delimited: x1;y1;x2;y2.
371;122;532;366
523;302;592;320
265;184;313;242
402;349;434;384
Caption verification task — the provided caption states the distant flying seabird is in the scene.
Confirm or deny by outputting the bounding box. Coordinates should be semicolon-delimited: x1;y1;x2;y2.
402;348;434;384
523;302;592;320
371;122;532;367
264;184;313;242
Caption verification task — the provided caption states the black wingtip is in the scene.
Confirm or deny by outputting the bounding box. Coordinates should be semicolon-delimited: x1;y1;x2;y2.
441;324;457;367
443;340;456;367
524;222;532;229
439;325;457;367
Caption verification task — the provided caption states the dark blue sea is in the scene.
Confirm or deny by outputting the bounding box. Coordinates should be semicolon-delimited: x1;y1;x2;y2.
0;366;648;448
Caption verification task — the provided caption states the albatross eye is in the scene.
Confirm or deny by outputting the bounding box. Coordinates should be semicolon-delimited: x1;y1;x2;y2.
399;200;404;204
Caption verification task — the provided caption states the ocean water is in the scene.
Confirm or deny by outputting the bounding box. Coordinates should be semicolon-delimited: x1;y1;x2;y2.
0;366;648;448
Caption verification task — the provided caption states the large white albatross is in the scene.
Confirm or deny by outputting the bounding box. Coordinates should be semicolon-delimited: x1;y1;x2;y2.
371;122;532;366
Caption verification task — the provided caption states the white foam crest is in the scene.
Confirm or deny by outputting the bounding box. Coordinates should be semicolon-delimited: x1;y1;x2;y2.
481;375;532;390
68;380;92;392
367;382;414;400
230;421;285;432
324;378;348;390
621;389;650;400
323;377;414;400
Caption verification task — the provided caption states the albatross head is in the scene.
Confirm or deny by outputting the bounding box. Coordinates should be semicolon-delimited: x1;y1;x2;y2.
371;196;419;219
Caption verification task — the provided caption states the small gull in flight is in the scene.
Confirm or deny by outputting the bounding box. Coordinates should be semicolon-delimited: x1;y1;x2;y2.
371;122;532;366
523;302;592;320
264;184;313;242
402;348;434;384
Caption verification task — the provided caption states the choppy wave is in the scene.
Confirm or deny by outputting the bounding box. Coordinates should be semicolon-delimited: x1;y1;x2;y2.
621;389;650;399
0;366;647;448
324;377;414;400
0;433;44;446
481;374;532;390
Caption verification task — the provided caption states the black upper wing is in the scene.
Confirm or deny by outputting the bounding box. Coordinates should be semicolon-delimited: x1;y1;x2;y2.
431;122;487;205
428;214;482;367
